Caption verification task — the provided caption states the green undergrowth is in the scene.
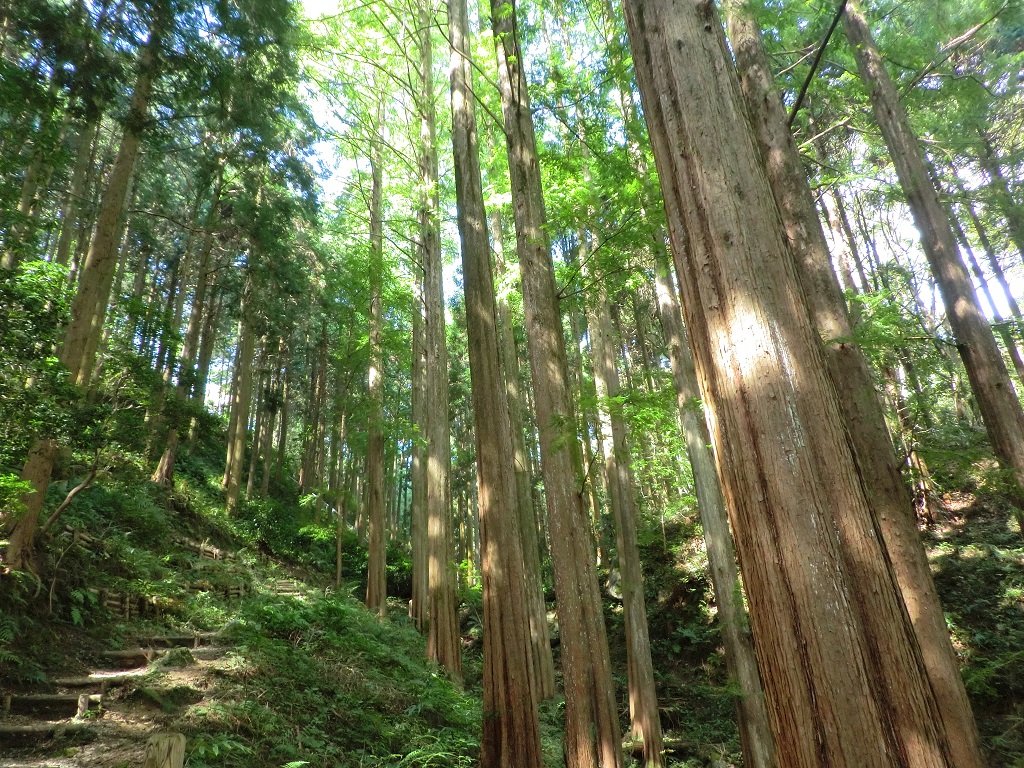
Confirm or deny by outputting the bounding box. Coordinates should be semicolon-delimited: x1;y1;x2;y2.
924;497;1024;766
181;592;483;768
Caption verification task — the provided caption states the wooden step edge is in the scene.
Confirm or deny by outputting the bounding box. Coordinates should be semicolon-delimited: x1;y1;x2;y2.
3;694;102;705
0;722;92;735
3;694;102;719
52;669;150;688
97;648;166;660
137;634;214;648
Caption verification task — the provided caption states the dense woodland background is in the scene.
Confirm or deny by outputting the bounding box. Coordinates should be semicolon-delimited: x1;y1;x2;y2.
2;0;1024;766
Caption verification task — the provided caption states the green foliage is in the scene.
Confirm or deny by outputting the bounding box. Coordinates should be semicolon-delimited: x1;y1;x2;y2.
0;262;75;463
0;472;31;519
0;598;45;683
180;592;480;768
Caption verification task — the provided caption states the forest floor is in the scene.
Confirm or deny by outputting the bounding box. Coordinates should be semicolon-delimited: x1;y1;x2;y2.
1;451;1022;767
924;491;1024;766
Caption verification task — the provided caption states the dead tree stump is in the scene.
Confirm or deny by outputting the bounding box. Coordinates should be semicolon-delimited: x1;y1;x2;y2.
143;732;186;768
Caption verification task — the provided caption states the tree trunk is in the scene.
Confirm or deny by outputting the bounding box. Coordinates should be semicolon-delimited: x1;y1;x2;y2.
54;119;100;268
623;2;957;766
949;201;1024;385
490;1;622;764
143;733;185;768
723;5;984;765
843;0;1024;499
224;289;255;515
567;287;607;561
194;284;221;399
155;184;223;484
245;342;269;498
365;135;388;618
977;133;1024;263
409;264;429;630
493;209;556;701
274;373;289;484
4;440;60;571
586;253;663;766
417;7;461;678
448;0;544;757
653;252;776;768
61;13;166;387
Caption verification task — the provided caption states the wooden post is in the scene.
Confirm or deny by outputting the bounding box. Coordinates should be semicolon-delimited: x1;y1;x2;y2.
143;733;186;768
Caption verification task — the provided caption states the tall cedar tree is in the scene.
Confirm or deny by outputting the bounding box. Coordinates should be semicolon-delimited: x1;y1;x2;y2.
418;0;461;679
448;0;545;759
490;0;623;764
365;137;388;617
622;0;959;765
722;2;984;763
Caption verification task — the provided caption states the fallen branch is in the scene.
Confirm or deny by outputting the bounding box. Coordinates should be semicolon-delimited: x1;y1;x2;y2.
40;464;99;535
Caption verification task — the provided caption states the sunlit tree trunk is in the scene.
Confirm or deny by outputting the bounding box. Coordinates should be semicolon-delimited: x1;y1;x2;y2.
490;0;622;763
409;266;429;630
4;440;60;571
365;136;388;617
492;209;556;701
418;5;461;678
623;2;959;766
723;5;984;764
653;252;776;768
448;0;543;756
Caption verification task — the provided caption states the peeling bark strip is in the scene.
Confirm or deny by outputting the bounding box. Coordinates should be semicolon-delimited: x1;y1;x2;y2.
622;1;956;766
